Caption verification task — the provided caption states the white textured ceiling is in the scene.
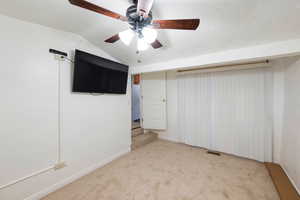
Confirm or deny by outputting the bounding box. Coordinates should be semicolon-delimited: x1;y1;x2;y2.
1;0;300;66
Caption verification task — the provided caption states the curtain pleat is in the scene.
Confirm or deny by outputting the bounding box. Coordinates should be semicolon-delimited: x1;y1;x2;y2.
177;68;273;162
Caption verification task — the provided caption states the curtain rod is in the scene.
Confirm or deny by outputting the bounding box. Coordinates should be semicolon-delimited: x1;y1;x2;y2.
177;60;270;73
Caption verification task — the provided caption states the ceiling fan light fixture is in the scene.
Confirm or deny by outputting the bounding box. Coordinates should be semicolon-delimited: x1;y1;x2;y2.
142;28;157;44
69;0;201;51
119;29;135;45
137;38;149;51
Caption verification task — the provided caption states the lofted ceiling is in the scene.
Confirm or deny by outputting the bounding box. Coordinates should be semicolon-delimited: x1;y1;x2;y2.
0;0;300;66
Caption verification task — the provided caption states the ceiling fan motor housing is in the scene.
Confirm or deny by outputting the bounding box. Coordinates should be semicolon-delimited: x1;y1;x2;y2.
126;5;152;33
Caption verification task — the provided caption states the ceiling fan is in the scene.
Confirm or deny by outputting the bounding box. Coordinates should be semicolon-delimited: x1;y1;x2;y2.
69;0;200;51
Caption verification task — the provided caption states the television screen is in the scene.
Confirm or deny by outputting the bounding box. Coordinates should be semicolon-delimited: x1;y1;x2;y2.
72;50;129;94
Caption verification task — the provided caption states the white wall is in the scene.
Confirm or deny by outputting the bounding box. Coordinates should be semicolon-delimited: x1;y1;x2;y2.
0;14;131;200
281;56;300;193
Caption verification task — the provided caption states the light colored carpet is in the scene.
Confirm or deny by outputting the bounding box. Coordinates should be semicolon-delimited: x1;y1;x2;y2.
42;140;279;200
131;132;158;150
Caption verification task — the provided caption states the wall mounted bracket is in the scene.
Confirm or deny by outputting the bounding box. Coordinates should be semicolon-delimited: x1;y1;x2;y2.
49;49;68;57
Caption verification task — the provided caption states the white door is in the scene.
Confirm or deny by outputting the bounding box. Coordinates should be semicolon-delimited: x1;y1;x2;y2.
141;72;167;130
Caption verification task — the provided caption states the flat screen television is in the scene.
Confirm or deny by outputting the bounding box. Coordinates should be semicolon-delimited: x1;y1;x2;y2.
72;50;129;94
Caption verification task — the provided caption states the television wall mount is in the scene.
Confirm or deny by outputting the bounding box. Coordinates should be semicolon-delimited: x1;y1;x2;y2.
49;49;68;57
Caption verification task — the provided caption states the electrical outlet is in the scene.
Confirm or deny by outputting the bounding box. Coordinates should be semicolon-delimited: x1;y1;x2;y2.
54;162;67;170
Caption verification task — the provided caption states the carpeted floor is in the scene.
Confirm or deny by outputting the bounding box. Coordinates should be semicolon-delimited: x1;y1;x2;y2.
42;140;279;200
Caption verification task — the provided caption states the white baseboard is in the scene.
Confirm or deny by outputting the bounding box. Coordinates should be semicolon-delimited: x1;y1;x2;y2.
24;147;131;200
282;166;300;195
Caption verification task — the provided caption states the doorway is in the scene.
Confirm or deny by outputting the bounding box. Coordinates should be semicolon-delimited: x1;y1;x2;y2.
131;73;165;150
131;74;142;137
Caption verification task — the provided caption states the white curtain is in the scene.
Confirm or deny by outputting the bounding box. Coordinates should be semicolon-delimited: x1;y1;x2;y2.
178;68;273;162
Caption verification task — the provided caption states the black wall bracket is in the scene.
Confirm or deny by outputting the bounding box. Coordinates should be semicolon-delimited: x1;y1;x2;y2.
49;49;68;57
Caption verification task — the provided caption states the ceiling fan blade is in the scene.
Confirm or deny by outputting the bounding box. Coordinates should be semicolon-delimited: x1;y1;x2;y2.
69;0;127;21
152;19;200;30
151;40;163;49
137;0;154;16
104;34;120;43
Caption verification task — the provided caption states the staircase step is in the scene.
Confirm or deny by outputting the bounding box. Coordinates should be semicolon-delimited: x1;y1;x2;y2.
132;122;141;129
131;132;158;150
132;127;143;137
